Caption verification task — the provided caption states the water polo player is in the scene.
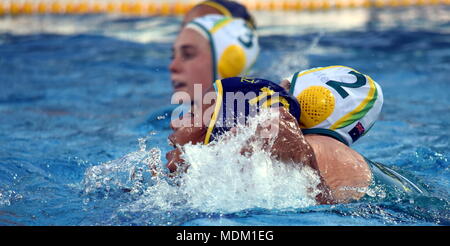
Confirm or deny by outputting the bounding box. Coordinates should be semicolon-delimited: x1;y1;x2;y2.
170;14;259;105
182;0;256;29
167;76;307;163
281;65;423;197
146;14;258;127
166;76;376;204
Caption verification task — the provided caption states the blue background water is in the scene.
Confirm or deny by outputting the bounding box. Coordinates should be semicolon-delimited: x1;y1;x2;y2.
0;6;449;225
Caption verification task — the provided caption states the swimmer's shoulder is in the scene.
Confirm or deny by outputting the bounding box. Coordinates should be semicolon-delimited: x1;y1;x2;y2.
306;134;425;195
305;134;372;203
304;134;368;166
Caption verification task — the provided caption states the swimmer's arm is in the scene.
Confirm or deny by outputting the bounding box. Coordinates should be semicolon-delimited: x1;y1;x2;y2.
241;107;331;203
280;80;372;203
165;109;208;173
253;108;371;204
305;134;373;204
267;112;335;204
261;107;319;171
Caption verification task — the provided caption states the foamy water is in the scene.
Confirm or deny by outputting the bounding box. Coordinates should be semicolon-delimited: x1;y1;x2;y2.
82;110;321;218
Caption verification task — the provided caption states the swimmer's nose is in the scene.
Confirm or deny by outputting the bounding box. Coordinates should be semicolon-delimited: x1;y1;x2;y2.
169;56;182;74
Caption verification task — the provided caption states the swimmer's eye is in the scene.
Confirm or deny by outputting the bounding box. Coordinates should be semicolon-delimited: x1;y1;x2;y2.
171;46;197;61
180;45;197;61
169;51;195;61
181;50;196;61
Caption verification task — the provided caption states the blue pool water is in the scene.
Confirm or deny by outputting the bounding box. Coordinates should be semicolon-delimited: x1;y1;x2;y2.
0;6;449;226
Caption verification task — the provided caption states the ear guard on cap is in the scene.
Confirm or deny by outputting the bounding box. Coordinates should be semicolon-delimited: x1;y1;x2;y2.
185;15;259;82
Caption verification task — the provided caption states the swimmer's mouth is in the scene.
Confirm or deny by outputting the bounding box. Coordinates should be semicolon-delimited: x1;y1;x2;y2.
172;81;187;90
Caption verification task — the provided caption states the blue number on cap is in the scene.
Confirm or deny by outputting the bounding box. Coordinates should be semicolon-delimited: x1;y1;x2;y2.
238;24;254;49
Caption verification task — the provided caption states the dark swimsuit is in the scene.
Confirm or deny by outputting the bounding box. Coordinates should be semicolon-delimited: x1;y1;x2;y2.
204;77;301;144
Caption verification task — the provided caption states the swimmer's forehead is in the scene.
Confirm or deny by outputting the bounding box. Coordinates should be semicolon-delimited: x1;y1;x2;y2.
171;44;197;53
172;28;208;51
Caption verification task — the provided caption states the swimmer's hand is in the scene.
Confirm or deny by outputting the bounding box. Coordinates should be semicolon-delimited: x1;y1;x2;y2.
241;107;319;171
166;112;207;173
165;148;184;174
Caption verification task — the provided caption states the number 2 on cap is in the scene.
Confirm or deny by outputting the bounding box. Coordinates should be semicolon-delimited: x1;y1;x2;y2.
325;71;367;99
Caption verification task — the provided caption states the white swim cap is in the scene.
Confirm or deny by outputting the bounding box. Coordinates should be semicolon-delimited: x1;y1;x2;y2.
288;65;384;145
185;14;259;81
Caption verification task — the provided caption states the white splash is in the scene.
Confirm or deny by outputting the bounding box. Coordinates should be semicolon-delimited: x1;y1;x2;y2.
83;110;321;215
178;141;320;213
82;134;162;197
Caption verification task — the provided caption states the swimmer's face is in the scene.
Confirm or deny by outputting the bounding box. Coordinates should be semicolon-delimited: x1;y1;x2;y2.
167;92;216;172
182;5;222;27
170;28;213;103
